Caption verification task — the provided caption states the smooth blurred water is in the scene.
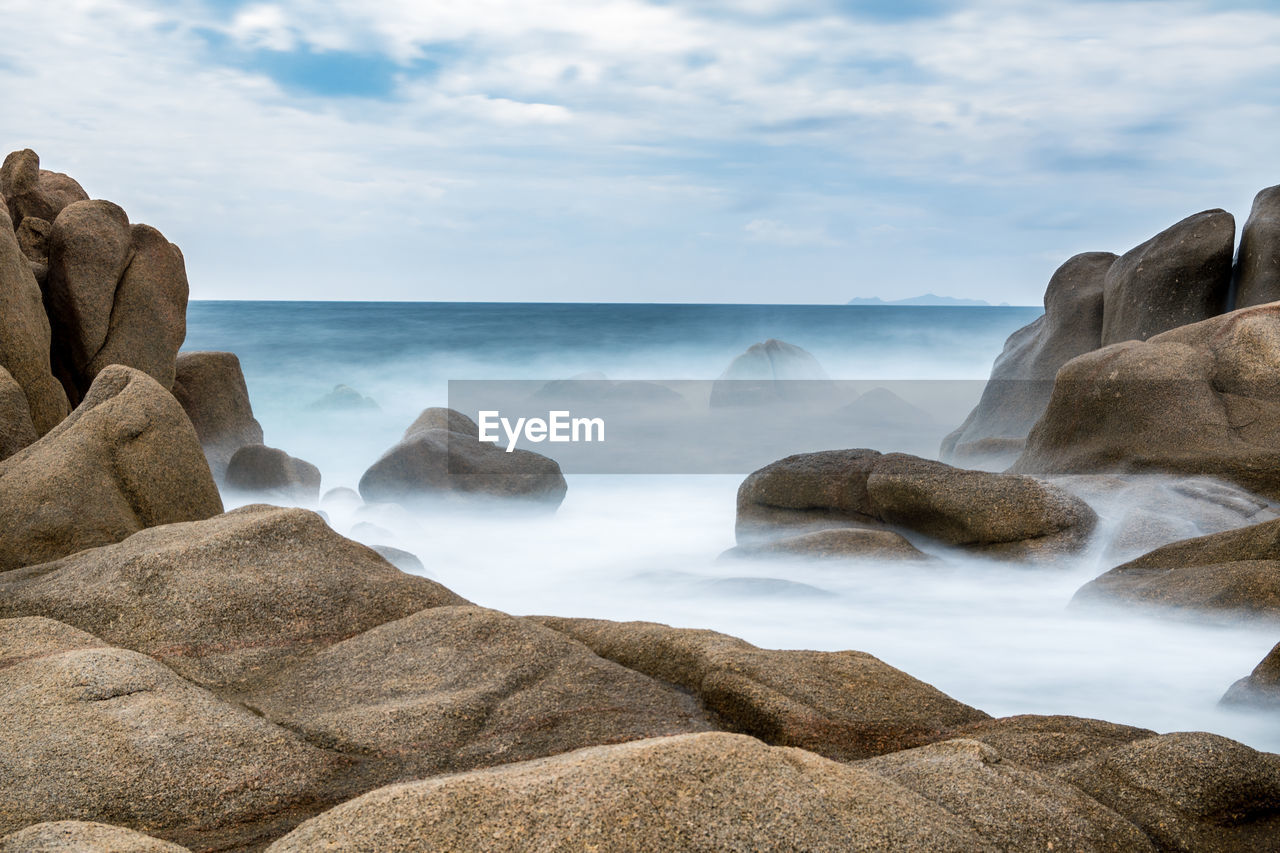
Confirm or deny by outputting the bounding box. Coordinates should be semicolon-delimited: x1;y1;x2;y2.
184;301;1280;755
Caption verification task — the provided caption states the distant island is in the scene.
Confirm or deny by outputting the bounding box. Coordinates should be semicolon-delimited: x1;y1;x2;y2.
847;293;1008;306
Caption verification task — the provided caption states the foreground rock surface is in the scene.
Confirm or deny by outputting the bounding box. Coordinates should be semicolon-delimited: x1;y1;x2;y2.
737;449;1096;560
0;821;191;852
359;406;567;508
0;366;37;460
171;350;265;479
0;366;222;573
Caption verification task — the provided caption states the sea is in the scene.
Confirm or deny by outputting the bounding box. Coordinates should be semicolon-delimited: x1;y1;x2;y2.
185;301;1280;753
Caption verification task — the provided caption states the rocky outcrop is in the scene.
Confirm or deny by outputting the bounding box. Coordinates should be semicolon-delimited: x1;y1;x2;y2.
1236;185;1280;309
0;149;88;227
721;527;933;562
0;821;191;853
1013;303;1280;500
1101;209;1235;345
0;366;222;573
532;617;989;761
1222;643;1280;708
0;505;464;692
737;449;1096;561
940;252;1114;467
359;407;567;509
1072;516;1280;620
710;338;833;407
170;350;264;479
225;443;322;502
0;366;37;461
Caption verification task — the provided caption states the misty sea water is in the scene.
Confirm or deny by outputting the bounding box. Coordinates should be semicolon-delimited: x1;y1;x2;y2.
185;301;1280;754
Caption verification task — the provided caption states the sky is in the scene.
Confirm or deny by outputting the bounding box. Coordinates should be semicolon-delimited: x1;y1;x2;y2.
3;0;1279;304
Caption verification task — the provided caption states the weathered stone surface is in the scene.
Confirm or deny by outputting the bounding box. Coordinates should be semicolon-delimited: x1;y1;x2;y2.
954;714;1156;771
15;215;49;263
0;149;88;226
1074;516;1280;620
1222;642;1280;709
266;733;990;853
171;350;264;479
1236;185;1280;309
0;821;191;852
1014;303;1280;500
737;449;1096;560
532;617;989;761
359;406;567;508
225;444;322;502
1101;209;1235;345
710;338;833;407
0;620;338;849
243;606;710;785
941;252;1114;468
721;527;933;562
1055;731;1280;852
0;205;68;434
0;366;222;573
0;366;37;461
0;505;465;692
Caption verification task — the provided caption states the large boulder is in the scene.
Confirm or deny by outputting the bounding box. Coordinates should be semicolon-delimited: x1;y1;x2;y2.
0;366;222;573
0;821;190;853
1072;517;1280;621
0;366;37;460
941;252;1114;468
0;149;88;226
1221;642;1280;709
359;406;567;508
532;617;989;761
1100;209;1235;345
241;606;710;784
0;505;465;692
0;617;339;850
225;443;322;502
710;338;833;407
0;204;69;434
170;351;265;479
1236;185;1280;309
1013;303;1280;500
737;449;1096;561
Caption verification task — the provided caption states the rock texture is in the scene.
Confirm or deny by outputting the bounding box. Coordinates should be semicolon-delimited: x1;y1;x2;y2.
533;617;989;761
1236;185;1280;309
1101;209;1235;345
737;449;1096;560
1013;303;1280;500
0;149;88;227
710;338;833;407
170;350;265;479
941;252;1114;468
0;505;465;692
1222;642;1280;708
0;366;37;460
225;443;322;502
722;527;933;562
0;822;191;853
359;407;567;508
0;366;222;573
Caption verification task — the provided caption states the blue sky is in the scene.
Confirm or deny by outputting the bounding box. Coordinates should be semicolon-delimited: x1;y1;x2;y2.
3;0;1279;303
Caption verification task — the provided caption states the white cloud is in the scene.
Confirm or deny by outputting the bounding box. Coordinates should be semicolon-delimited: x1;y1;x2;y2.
744;219;842;248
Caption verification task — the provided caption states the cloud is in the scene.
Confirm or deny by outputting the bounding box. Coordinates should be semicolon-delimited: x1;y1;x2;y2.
744;219;842;247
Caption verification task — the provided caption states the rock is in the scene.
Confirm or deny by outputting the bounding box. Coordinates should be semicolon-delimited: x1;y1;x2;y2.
1072;517;1280;620
838;386;935;428
0;505;465;692
241;606;710;785
0;366;37;460
1013;303;1280;500
0;204;69;434
15;215;49;263
941;252;1114;468
359;406;567;509
0;821;191;852
861;738;1157;852
371;545;423;573
1221;642;1280;708
321;486;362;512
737;449;1097;560
0;366;222;573
0;618;339;850
45;200;134;402
1055;731;1280;851
721;528;933;562
0;615;105;666
702;576;836;598
1101;209;1235;345
225;443;322;502
171;351;264;479
710;338;834;407
307;383;378;411
1236;185;1280;309
266;733;991;852
83;223;188;393
0;149;88;226
954;714;1156;770
531;617;989;761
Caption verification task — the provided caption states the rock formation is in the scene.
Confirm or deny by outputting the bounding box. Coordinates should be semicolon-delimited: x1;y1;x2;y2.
225;443;322;502
1237;185;1280;308
170;350;265;479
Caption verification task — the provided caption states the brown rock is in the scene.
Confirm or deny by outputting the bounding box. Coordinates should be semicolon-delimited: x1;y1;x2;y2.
0;504;465;692
0;366;37;461
0;149;88;226
15;215;49;263
171;351;264;479
721;527;933;562
225;443;322;502
1101;209;1235;345
1237;185;1280;309
532;616;989;761
955;714;1156;770
0;366;222;573
1222;642;1280;708
0;821;191;852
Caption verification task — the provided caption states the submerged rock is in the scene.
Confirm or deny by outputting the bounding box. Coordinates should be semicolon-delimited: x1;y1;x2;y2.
721;527;933;562
171;350;264;479
225;443;322;502
1221;643;1280;709
710;338;834;407
307;383;379;411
